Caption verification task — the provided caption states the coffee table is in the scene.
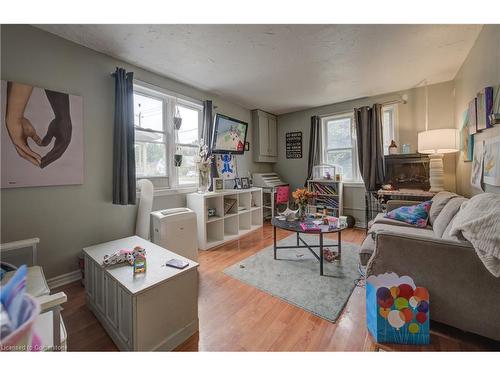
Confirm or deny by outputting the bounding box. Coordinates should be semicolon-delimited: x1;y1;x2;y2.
271;218;347;276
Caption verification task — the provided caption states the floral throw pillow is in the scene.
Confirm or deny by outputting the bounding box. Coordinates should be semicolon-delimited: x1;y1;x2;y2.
384;200;433;228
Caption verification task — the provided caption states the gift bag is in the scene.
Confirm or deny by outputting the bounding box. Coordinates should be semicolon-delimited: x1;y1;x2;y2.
366;273;429;345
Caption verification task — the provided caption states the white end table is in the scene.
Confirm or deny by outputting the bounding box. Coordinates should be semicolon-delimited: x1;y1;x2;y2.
82;236;199;351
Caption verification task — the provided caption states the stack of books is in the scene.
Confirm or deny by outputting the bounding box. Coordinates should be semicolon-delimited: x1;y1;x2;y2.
300;222;321;231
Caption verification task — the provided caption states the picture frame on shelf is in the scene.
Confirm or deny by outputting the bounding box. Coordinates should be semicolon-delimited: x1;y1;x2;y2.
234;177;242;189
244;141;250;151
241;177;250;189
213;177;224;192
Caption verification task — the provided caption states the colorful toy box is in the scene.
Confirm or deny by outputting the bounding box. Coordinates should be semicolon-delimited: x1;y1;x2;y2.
366;273;429;345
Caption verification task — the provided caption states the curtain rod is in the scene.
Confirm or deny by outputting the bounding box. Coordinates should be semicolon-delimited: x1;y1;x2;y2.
318;97;407;118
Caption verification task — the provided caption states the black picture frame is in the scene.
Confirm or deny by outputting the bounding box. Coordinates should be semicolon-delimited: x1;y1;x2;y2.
234;177;241;189
244;141;250;151
240;177;250;189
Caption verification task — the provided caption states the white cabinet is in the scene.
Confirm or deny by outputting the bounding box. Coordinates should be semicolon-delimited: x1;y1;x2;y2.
187;188;263;250
252;109;278;162
83;236;199;351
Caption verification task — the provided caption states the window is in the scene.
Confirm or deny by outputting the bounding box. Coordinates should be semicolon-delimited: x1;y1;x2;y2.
321;105;399;182
322;113;360;182
382;105;397;155
133;83;202;189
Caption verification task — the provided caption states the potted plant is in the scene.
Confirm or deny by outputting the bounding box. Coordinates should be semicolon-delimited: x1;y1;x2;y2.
292;188;317;221
174;146;182;167
174;106;182;130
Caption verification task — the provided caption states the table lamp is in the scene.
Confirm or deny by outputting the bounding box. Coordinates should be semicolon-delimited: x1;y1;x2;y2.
418;128;458;192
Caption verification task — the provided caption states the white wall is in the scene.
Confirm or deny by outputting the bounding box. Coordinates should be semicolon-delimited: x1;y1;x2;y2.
454;25;500;197
1;25;272;278
274;81;457;227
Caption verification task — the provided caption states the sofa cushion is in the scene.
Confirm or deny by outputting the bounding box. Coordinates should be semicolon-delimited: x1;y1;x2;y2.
433;197;468;238
369;213;424;229
384;200;432;228
369;223;436;238
360;223;436;266
429;191;458;225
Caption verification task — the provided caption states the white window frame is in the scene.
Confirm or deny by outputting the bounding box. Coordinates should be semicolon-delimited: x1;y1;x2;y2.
320;112;362;183
382;104;399;155
133;81;203;190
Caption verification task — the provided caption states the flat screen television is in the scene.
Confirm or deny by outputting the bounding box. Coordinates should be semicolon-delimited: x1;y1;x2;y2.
211;113;248;154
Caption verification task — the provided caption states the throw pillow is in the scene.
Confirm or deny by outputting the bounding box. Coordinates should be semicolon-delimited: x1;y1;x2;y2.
384;200;432;228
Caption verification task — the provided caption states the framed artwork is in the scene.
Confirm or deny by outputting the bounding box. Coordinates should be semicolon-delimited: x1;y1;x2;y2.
234;177;241;189
286;131;302;159
213;177;224;192
476;87;494;131
244;141;250;151
1;80;84;188
484;136;500;186
216;154;236;179
470;140;484;191
468;98;477;135
240;177;250;189
460;109;474;162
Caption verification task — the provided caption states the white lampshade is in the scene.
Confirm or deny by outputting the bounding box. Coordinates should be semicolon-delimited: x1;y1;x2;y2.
418;129;459;154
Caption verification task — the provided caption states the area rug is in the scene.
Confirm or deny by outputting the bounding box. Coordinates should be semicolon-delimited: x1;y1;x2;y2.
224;234;361;322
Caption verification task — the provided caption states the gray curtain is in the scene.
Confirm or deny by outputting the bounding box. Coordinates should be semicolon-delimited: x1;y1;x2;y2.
305;115;322;186
202;100;218;191
112;67;136;205
354;104;385;190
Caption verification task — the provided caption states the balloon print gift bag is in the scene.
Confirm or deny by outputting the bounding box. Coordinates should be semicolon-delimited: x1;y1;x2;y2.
366;273;429;345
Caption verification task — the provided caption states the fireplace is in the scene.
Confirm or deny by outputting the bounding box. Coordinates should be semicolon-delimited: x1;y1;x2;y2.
384;153;430;190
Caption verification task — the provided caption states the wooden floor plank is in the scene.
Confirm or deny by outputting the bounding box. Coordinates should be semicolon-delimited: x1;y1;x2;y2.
54;222;500;351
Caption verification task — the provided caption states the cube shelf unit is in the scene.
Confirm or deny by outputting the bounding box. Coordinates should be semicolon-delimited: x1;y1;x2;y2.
307;179;343;217
187;188;263;250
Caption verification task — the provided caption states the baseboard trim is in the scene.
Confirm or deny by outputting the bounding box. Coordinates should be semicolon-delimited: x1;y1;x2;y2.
47;270;81;289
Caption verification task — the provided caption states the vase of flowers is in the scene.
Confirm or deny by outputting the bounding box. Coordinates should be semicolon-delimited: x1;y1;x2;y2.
292;188;316;221
194;139;213;193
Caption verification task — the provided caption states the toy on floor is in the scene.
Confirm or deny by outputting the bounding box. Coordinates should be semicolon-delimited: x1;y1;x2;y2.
102;246;146;267
323;248;338;262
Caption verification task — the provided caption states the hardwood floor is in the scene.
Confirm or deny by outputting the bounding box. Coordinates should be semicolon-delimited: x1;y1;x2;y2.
55;223;500;351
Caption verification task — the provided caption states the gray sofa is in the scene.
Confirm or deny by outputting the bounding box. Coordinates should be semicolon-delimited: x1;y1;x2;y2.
359;191;500;342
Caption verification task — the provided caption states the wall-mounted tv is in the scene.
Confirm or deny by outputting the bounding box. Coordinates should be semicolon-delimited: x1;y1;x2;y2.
211;113;248;154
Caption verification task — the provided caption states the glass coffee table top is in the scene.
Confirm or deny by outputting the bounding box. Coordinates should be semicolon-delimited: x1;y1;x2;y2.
271;217;347;233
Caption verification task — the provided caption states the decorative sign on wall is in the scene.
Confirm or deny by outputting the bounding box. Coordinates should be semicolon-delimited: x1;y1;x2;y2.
1;80;84;188
286;131;302;159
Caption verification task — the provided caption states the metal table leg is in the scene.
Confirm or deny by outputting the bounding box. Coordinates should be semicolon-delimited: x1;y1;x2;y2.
296;232;300;246
320;232;324;276
273;225;277;260
338;230;342;260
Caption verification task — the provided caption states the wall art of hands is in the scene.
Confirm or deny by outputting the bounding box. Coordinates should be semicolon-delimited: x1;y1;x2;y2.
5;82;72;168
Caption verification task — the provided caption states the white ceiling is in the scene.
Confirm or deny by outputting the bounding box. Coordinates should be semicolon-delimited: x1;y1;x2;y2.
36;24;482;114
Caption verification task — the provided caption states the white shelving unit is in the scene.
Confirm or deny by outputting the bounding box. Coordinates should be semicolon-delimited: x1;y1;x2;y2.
187;188;263;250
307;180;343;217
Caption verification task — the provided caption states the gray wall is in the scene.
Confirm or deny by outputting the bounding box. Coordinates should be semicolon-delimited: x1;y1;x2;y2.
0;25;271;278
454;25;500;197
274;81;457;227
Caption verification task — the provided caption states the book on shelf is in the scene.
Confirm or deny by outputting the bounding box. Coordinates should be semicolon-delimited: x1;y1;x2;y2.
309;182;338;195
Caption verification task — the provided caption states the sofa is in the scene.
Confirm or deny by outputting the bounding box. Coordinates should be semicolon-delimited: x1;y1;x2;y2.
359;191;500;342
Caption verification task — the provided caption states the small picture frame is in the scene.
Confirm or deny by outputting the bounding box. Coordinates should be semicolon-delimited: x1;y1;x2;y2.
244;141;250;151
234;177;241;189
240;177;250;189
213;177;224;192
